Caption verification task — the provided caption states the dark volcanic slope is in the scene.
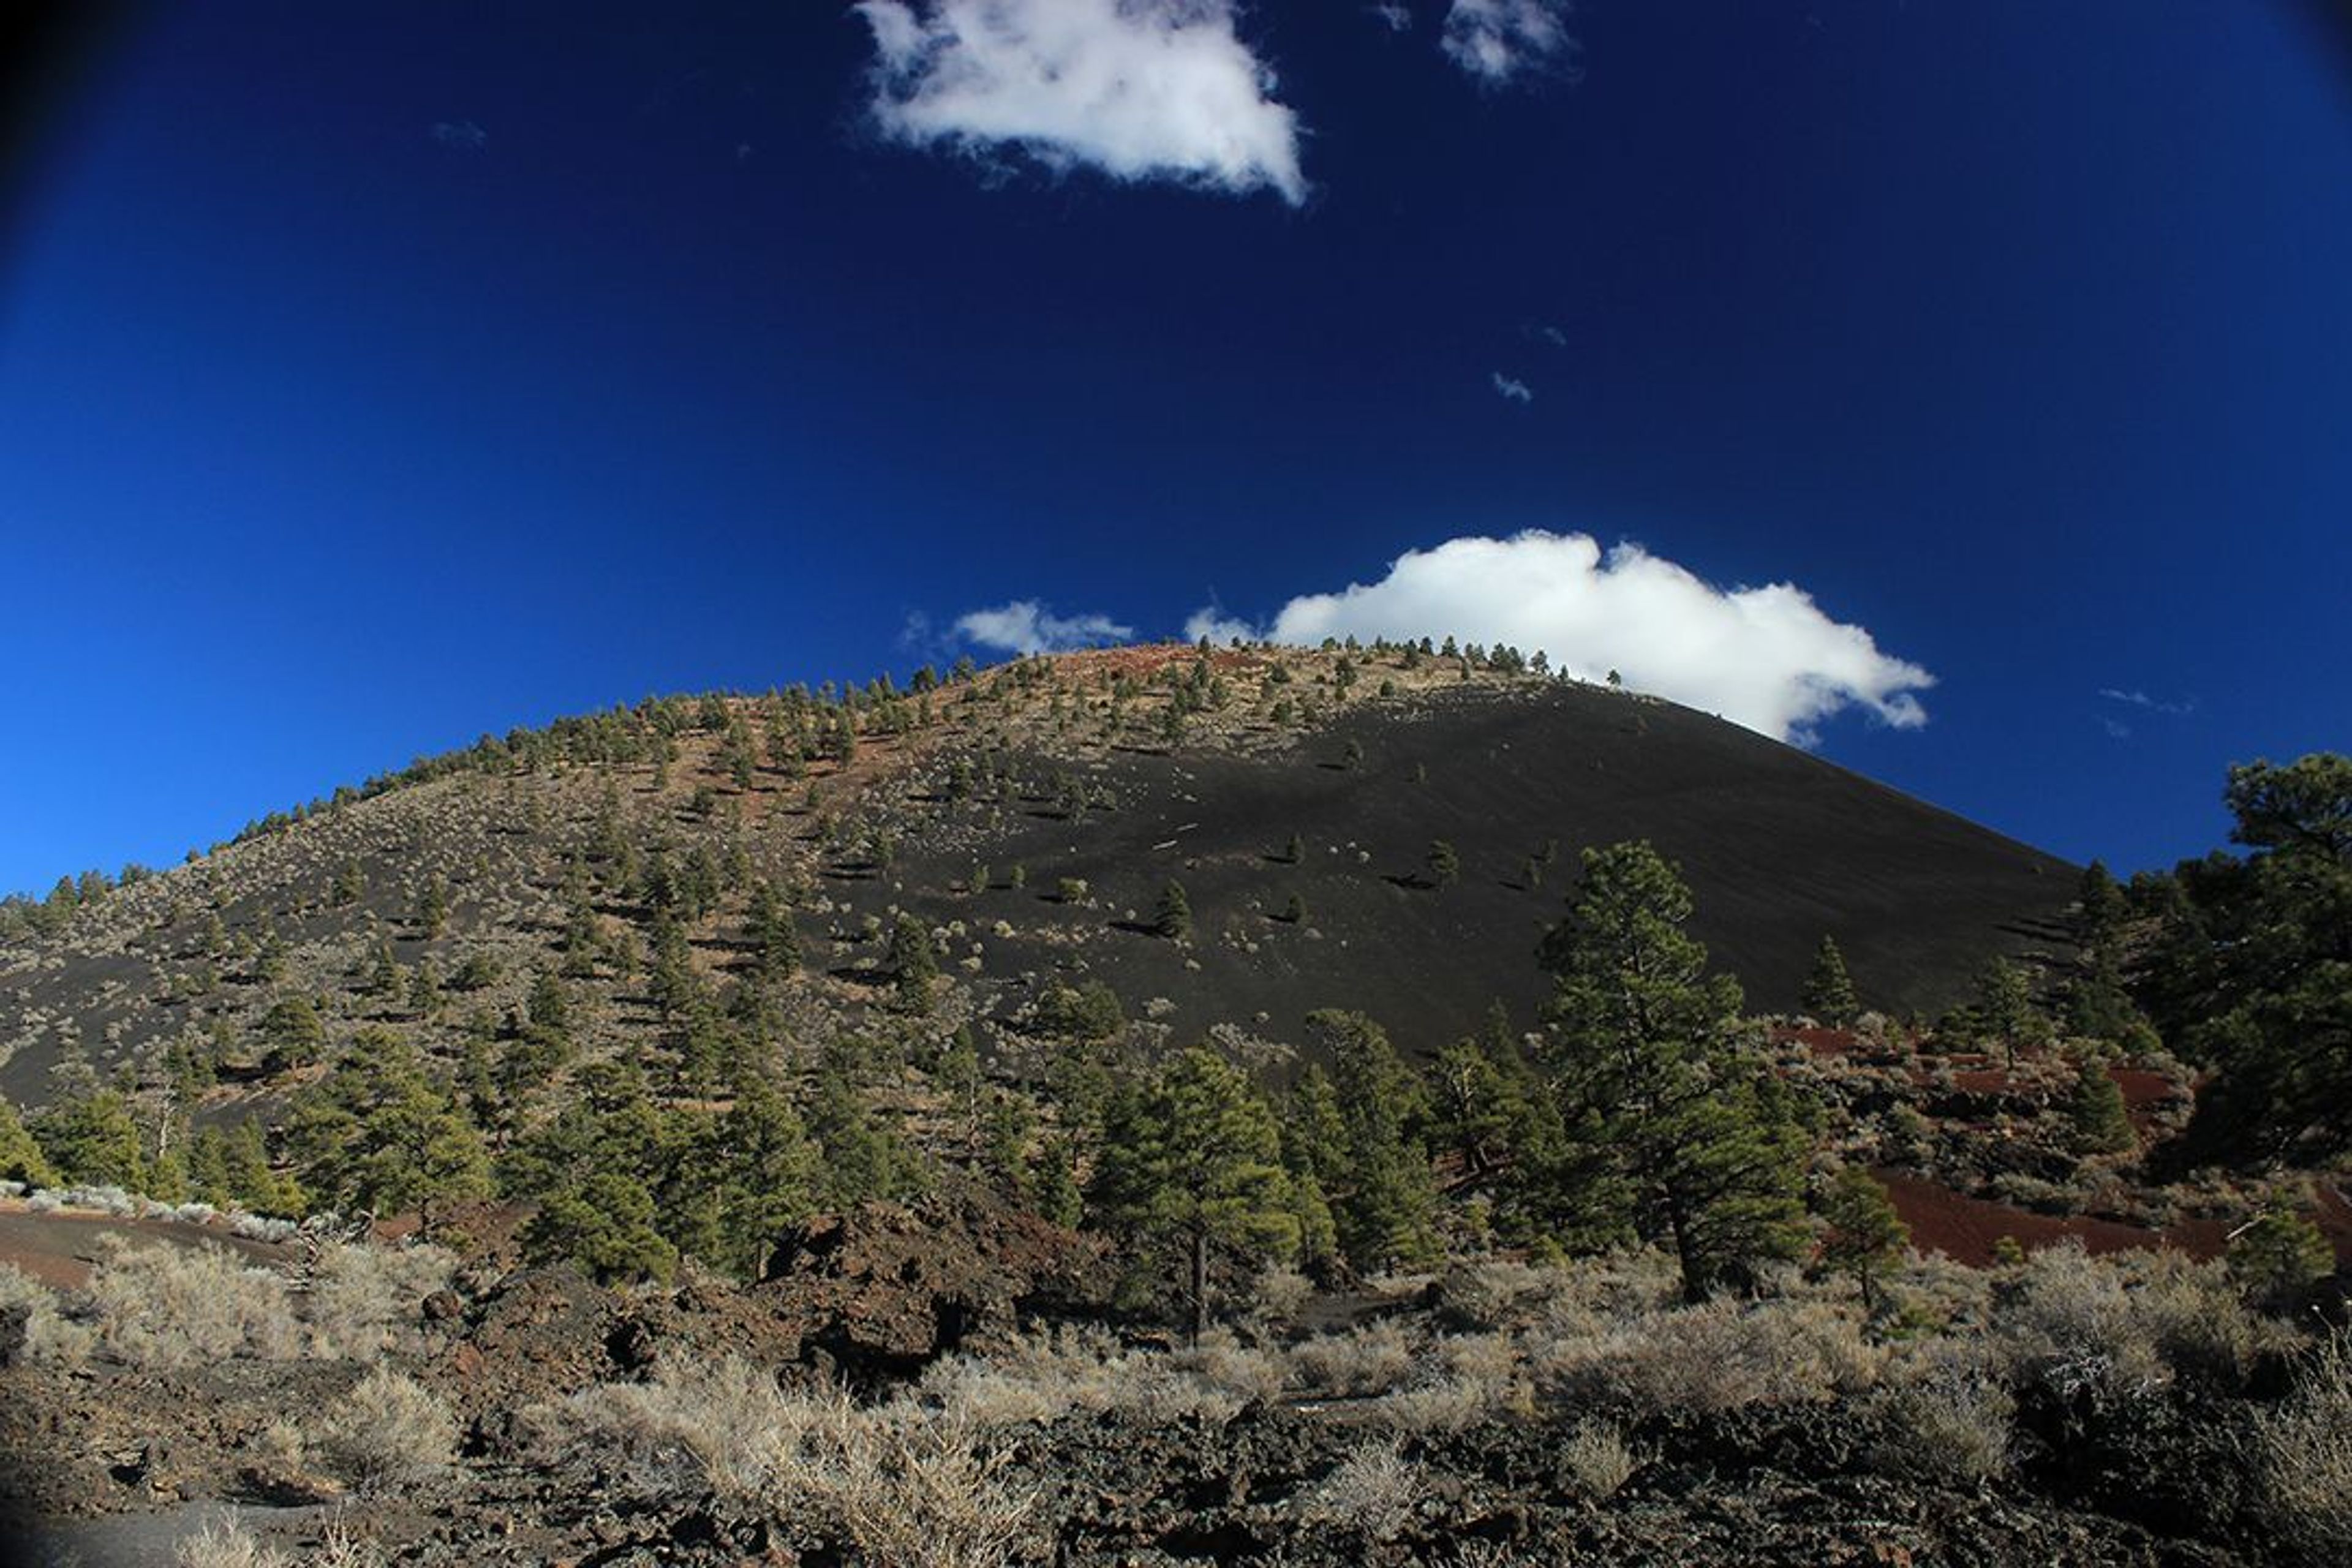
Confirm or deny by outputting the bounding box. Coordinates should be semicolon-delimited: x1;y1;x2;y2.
877;680;2076;1059
0;657;2078;1110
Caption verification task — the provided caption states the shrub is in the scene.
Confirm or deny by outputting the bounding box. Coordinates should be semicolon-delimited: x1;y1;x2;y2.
309;1365;458;1491
0;1261;94;1364
1873;1374;2013;1487
1559;1422;1641;1498
1546;1297;1882;1415
2256;1332;2352;1561
562;1355;845;1500
302;1242;456;1359
176;1512;290;1568
1302;1441;1420;1544
85;1240;299;1368
802;1412;1041;1568
1292;1320;1414;1396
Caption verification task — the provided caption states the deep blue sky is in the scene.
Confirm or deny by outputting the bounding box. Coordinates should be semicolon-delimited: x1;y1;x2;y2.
3;2;2348;895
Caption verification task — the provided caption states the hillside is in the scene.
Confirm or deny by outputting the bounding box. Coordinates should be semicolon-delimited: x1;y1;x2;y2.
0;643;2071;1112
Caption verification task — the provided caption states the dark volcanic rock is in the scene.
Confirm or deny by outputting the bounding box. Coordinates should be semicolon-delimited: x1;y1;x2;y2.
756;1194;1115;1379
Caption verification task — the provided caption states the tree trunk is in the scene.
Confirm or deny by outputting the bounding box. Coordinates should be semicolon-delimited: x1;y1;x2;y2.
1190;1228;1209;1346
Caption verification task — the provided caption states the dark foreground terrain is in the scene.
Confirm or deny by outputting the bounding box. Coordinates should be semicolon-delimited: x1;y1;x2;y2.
1;1190;2346;1568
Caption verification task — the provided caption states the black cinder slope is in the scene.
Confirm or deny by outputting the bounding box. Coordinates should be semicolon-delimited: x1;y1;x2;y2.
876;679;2074;1058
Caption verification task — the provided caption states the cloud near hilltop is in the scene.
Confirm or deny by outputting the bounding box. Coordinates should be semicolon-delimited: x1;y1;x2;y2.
1185;530;1934;745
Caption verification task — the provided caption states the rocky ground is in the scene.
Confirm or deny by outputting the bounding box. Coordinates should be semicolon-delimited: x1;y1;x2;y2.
2;1193;2342;1568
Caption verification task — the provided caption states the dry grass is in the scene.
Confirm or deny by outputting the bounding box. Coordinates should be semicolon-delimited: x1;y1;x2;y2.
175;1511;289;1568
562;1357;1039;1566
561;1354;840;1498
1559;1421;1642;1498
1292;1320;1414;1396
0;1260;95;1363
920;1325;1248;1428
1300;1440;1420;1544
1994;1243;2285;1398
1534;1295;1883;1415
1872;1373;2014;1487
2256;1332;2352;1561
309;1365;458;1491
301;1241;455;1359
86;1239;300;1368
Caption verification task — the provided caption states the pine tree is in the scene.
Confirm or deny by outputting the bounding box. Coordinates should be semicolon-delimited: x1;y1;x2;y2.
2065;1055;2136;1155
0;1095;58;1187
522;1170;679;1284
1817;1166;1909;1308
1427;839;1460;888
1800;936;1860;1026
1155;880;1193;942
709;1082;816;1278
1091;1047;1302;1341
2228;1187;2334;1311
30;1088;144;1189
1534;840;1810;1300
810;1070;921;1208
286;1029;491;1236
745;880;802;983
1309;1009;1438;1272
1975;956;2047;1069
888;913;938;1013
258;995;326;1073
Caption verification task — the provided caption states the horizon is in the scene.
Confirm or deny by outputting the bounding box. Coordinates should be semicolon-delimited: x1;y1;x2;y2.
6;2;2349;892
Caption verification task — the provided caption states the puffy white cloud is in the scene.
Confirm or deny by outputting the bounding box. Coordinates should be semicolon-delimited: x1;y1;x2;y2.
1441;0;1577;86
1370;3;1414;31
1191;530;1933;744
1491;371;1532;403
854;0;1306;203
956;599;1134;655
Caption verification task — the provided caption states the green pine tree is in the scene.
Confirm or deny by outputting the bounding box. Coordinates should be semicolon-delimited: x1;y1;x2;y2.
2227;1187;2335;1311
888;913;939;1014
1091;1047;1302;1341
1800;936;1861;1026
1155;879;1193;942
1817;1166;1909;1308
286;1029;491;1236
1534;841;1811;1300
1309;1009;1438;1272
0;1095;58;1187
2065;1055;2137;1155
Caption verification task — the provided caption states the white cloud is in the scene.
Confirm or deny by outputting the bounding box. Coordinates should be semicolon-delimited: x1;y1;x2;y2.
1187;530;1934;744
1370;3;1414;31
2097;687;2195;717
429;120;487;151
956;599;1134;655
1183;606;1258;645
1441;0;1577;86
854;0;1305;203
1491;371;1533;403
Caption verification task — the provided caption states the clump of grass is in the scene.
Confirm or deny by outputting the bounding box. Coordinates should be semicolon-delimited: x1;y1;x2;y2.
175;1510;288;1568
1301;1440;1421;1544
2256;1332;2352;1560
1872;1373;2014;1487
1559;1421;1642;1498
0;1261;94;1364
309;1365;458;1491
86;1239;299;1368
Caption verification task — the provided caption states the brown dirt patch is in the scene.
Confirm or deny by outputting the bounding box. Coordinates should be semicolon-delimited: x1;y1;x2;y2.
0;1203;292;1290
1877;1173;2225;1269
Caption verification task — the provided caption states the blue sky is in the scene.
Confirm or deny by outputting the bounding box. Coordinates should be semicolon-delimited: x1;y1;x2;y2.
2;1;2348;894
